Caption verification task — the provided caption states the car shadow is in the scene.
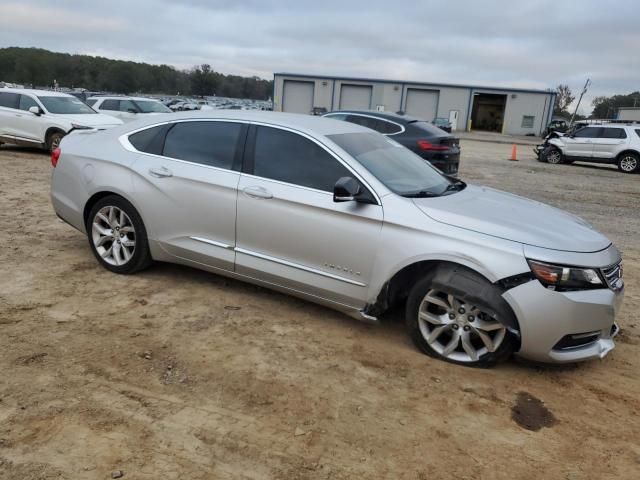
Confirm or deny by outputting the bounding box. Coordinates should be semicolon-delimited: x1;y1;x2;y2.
0;144;47;155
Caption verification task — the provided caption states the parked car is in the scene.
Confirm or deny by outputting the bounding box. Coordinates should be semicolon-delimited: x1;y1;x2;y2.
323;110;460;176
168;100;199;111
50;111;624;367
432;117;452;133
0;88;122;152
87;96;172;123
542;116;570;137
538;124;640;173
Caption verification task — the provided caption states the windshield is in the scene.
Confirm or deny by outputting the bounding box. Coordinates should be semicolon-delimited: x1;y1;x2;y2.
38;96;96;114
134;100;172;113
328;132;455;197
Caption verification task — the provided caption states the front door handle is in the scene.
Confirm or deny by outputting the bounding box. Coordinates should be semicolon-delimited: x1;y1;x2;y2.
149;166;173;178
243;186;273;199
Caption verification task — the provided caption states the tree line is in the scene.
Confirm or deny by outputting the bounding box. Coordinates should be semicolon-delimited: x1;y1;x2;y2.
0;47;273;100
554;83;639;119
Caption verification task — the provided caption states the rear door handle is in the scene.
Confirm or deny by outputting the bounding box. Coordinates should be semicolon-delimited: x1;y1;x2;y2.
149;166;173;178
243;186;273;199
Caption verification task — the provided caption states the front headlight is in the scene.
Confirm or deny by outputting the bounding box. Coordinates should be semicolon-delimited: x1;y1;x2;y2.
71;123;92;130
527;260;603;291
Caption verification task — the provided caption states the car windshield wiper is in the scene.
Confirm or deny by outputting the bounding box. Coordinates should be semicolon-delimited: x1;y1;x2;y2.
443;179;467;194
402;190;442;198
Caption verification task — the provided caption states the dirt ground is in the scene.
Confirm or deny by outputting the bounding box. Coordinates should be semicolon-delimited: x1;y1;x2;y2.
0;140;639;480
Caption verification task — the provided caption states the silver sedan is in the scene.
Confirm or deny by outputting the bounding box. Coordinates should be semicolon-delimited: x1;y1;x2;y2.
50;111;624;367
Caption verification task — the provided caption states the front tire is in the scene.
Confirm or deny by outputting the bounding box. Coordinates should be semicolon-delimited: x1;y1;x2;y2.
545;146;563;164
46;131;64;153
406;265;516;367
618;153;639;173
86;195;152;274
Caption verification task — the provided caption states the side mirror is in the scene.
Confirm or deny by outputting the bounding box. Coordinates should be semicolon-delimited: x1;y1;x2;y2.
127;108;137;114
333;177;361;202
28;106;42;116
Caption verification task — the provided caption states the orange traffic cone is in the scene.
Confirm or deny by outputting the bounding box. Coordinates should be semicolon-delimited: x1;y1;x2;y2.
509;144;518;161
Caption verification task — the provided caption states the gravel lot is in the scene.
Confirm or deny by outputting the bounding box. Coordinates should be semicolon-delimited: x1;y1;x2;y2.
0;140;639;479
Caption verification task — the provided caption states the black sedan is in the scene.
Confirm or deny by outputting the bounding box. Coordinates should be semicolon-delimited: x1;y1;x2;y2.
323;110;460;175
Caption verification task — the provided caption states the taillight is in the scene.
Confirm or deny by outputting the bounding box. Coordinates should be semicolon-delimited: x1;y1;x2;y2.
417;140;449;151
51;148;61;167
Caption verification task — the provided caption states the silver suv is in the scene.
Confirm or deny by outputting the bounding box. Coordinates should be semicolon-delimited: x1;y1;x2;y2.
544;123;640;173
50;111;624;367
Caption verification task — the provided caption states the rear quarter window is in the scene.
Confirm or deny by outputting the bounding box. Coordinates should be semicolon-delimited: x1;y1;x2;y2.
128;124;170;155
601;128;627;139
635;129;640;139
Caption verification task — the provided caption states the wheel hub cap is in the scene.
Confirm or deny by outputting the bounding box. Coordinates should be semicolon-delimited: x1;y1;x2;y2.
91;206;136;266
417;289;507;363
621;157;637;171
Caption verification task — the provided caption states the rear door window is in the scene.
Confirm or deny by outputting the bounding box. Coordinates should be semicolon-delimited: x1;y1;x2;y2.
573;127;602;138
601;128;627;139
100;99;119;111
0;92;19;109
346;115;389;134
252;126;352;192
162;121;243;170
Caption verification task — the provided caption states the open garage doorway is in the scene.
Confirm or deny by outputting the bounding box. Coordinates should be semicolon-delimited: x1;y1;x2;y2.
470;93;506;132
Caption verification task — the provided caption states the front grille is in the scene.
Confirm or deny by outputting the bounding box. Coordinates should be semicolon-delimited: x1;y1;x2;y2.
601;261;624;291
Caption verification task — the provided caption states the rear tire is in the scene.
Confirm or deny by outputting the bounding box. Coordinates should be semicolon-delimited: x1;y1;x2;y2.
86;195;152;274
406;265;516;367
618;153;639;173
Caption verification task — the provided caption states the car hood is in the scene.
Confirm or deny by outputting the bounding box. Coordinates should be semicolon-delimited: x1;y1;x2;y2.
412;185;611;253
51;113;123;127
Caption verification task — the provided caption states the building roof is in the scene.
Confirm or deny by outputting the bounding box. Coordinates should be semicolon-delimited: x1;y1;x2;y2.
274;72;554;95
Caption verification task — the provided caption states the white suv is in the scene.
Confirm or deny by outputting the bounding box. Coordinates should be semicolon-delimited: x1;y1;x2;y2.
0;88;122;152
87;96;172;123
543;123;640;173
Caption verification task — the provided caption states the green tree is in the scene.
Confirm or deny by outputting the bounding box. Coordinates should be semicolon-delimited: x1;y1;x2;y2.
553;84;575;117
0;47;273;99
591;92;640;118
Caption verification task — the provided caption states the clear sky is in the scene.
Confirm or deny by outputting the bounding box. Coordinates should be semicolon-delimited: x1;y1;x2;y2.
1;0;638;114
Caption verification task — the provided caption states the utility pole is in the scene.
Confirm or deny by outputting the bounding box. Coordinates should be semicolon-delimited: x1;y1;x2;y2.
570;78;591;125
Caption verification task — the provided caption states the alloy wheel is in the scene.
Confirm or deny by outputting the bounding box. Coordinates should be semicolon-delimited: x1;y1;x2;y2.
417;289;507;363
546;149;561;164
91;206;136;266
619;155;638;172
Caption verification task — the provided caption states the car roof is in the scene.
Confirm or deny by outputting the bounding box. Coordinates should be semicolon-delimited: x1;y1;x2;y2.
113;110;372;137
326;110;426;124
88;96;161;102
1;88;73;97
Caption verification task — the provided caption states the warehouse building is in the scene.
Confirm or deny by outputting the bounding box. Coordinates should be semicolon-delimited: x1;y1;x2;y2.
273;73;556;136
616;107;640;122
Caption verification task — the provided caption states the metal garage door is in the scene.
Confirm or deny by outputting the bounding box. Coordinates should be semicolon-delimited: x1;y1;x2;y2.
405;89;439;120
339;84;372;110
283;80;314;114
